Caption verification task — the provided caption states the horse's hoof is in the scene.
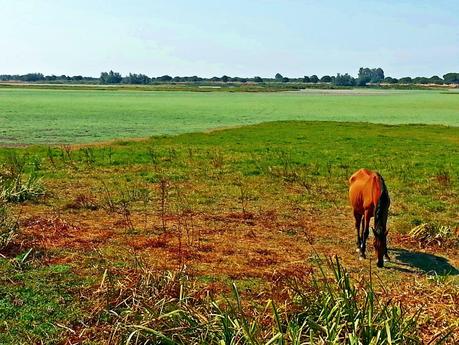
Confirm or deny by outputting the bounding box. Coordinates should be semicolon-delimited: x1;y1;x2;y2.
356;248;360;252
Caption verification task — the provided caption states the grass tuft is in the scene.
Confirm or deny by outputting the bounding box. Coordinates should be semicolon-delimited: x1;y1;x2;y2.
0;203;19;250
97;256;423;344
409;223;457;247
0;152;44;203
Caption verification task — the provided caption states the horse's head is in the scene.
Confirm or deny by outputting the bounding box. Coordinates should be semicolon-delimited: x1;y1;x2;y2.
373;228;387;268
374;175;390;268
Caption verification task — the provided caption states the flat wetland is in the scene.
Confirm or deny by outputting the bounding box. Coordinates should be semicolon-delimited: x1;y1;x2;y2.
0;86;458;343
1;87;458;145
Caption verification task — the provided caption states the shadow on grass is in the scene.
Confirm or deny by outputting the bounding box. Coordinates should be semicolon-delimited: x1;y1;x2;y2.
388;248;458;276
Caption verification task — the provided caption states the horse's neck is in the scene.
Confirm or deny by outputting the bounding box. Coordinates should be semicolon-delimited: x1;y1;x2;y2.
374;175;389;227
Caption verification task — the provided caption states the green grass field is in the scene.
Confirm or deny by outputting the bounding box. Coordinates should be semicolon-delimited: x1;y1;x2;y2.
1;86;458;343
0;121;458;343
1;87;458;145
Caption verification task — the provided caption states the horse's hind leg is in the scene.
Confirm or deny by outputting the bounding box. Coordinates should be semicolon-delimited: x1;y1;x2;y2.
360;210;371;259
354;211;362;252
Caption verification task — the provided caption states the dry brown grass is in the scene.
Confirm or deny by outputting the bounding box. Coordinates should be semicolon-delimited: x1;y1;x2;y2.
9;179;458;343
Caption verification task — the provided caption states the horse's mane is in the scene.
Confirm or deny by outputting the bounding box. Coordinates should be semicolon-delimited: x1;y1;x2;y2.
374;173;389;237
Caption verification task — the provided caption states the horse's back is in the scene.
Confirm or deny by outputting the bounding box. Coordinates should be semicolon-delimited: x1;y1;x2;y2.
349;168;373;185
349;169;379;214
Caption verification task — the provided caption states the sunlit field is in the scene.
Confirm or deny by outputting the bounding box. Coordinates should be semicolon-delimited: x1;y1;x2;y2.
0;120;458;343
2;0;458;342
1;87;458;145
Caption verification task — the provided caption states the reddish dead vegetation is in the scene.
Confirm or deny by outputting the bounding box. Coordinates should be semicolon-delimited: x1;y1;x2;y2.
22;214;77;231
1;242;27;258
385;276;459;343
67;265;233;343
20;215;112;250
64;193;99;210
129;234;170;250
266;264;317;303
86;207;320;280
206;211;257;226
67;261;320;344
197;243;214;252
392;231;459;257
6;191;458;343
435;171;451;187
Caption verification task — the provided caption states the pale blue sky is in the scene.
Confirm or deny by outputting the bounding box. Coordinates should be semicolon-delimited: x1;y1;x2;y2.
1;0;457;78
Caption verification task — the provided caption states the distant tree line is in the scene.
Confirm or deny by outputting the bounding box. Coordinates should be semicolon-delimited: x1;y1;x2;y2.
0;73;97;82
331;69;459;87
1;70;458;86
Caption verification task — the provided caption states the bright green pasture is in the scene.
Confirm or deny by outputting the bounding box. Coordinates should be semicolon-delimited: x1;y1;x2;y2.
1;88;458;144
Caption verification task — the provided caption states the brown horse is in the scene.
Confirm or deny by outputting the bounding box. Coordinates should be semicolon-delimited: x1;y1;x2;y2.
349;169;390;267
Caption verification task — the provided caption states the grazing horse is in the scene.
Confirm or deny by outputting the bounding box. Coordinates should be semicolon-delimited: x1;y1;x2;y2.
349;169;390;267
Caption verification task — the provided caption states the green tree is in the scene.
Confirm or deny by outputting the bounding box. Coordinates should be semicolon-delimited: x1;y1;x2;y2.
320;75;332;82
303;76;310;83
275;73;283;81
398;77;412;84
253;76;263;82
413;77;429;84
429;75;443;84
371;68;385;83
100;70;122;84
157;75;172;82
125;73;150;84
357;67;384;86
383;77;398;84
21;73;45;82
443;73;459;84
333;73;355;86
310;75;319;83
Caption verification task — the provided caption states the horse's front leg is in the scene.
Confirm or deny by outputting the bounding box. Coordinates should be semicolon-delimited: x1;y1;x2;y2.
360;210;371;259
354;211;362;252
